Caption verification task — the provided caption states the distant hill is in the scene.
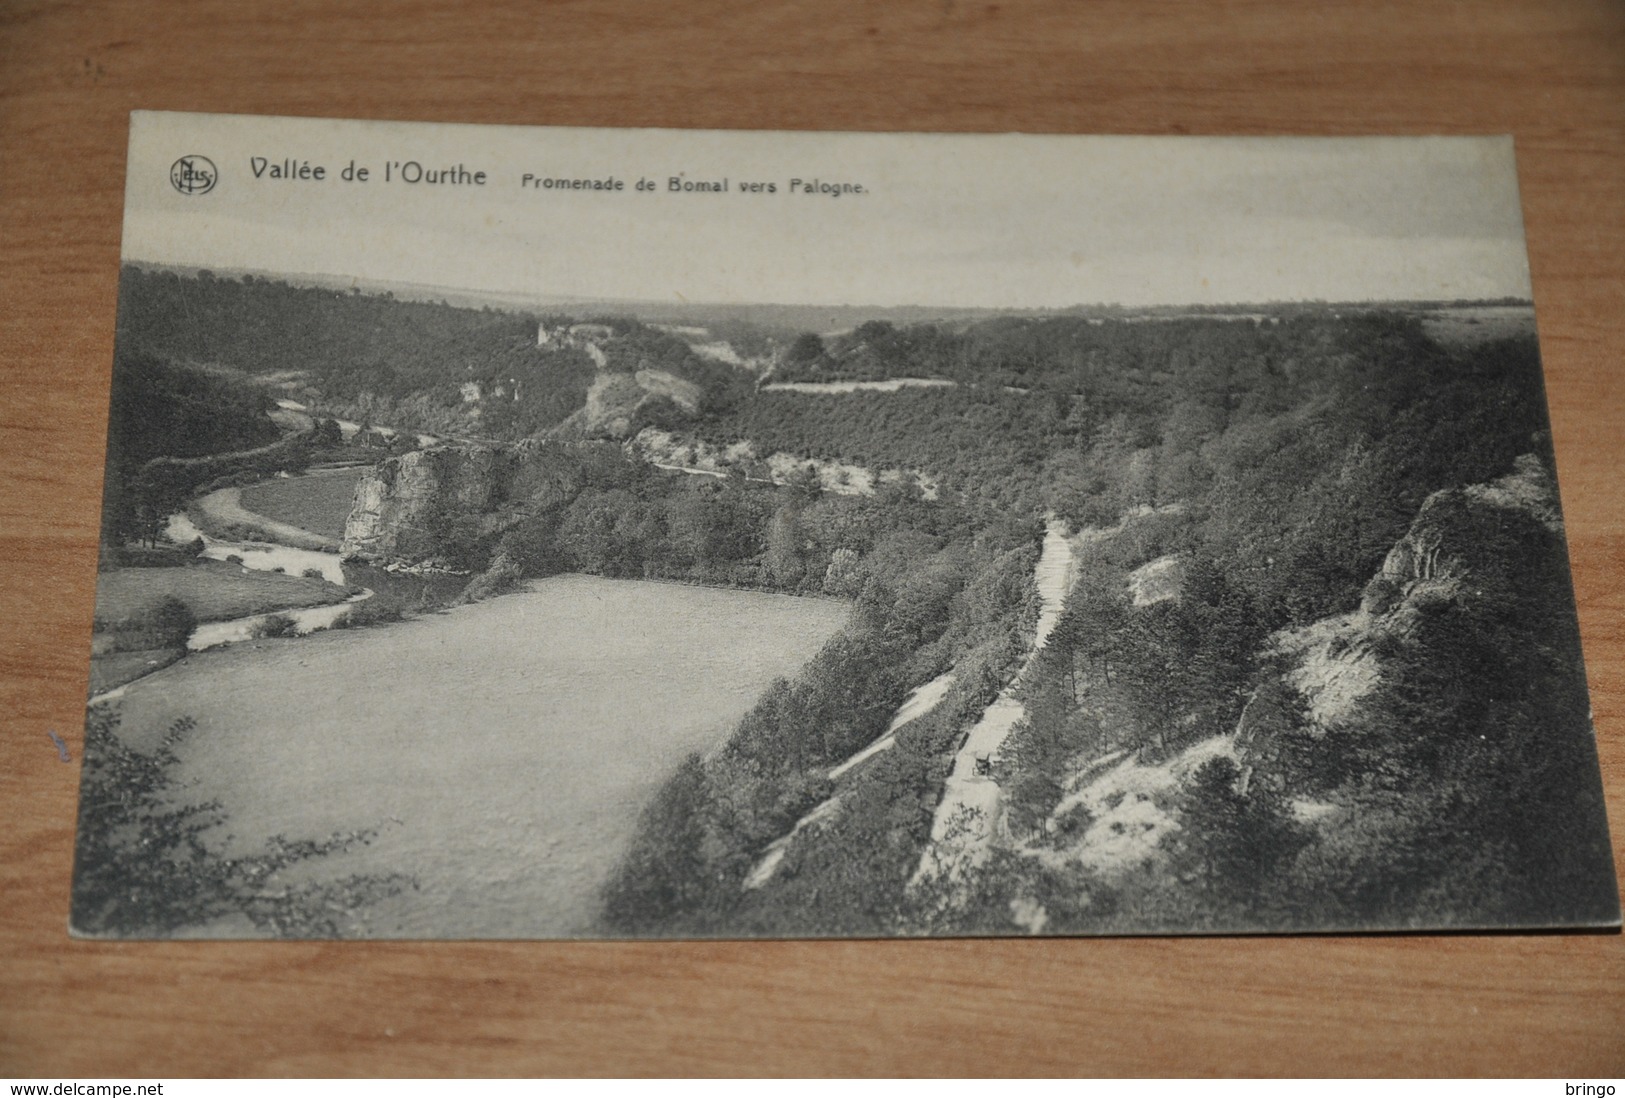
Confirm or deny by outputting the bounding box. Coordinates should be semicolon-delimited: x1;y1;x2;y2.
125;261;1528;342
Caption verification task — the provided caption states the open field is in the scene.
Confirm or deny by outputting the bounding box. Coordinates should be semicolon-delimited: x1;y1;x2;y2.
93;560;351;626
103;574;851;937
87;648;184;696
1420;304;1535;348
189;484;341;551
238;467;366;542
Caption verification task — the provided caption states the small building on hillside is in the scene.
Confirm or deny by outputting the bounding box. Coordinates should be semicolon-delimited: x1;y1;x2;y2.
538;321;615;347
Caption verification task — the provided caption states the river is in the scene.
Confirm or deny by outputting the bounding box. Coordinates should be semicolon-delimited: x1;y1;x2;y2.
100;453;855;936
156;509;374;653
106;573;849;937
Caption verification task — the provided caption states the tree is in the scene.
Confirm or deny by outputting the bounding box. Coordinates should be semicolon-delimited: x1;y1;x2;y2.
781;332;827;377
1177;756;1305;903
786;332;826;361
72;710;410;937
785;462;824;502
312;417;343;448
599;754;719;933
764;504;808;590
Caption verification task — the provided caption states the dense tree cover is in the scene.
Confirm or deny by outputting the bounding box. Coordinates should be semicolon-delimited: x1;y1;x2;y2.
955;458;1611;934
594;323;754;415
772;320;970;384
724;314;1551;636
712;315;1548;537
114;267;752;442
105;352;280;467
709;309;1603;934
101;352;283;544
700;315;1561;894
1267;482;1615;928
600;542;1037;937
119;268;550;397
993;320;1554;776
704;387;1078;514
108;267;1604;934
605;655;1023;937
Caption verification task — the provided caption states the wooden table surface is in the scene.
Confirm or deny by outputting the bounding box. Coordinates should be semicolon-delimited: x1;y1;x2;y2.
2;0;1622;1078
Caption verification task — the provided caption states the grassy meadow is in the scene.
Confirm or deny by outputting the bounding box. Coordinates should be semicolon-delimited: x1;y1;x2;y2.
94;560;351;627
89;559;354;695
238;467;366;541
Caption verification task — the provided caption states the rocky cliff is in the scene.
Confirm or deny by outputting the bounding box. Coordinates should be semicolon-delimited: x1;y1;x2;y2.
1239;452;1576;788
1226;450;1614;926
548;369;702;441
1026;456;1581;878
340;440;629;566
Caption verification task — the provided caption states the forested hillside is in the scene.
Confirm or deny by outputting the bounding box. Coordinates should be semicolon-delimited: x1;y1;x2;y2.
115;266;749;442
104;266;1614;935
644;305;1612;934
99;353;283;545
939;454;1616;933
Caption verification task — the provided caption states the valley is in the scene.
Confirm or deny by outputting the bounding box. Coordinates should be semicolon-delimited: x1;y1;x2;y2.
72;265;1618;938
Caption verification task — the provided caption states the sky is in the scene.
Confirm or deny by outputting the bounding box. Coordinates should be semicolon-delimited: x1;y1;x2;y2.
122;112;1533;310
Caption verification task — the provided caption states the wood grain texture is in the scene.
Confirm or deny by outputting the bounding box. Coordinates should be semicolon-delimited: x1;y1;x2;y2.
2;0;1622;1077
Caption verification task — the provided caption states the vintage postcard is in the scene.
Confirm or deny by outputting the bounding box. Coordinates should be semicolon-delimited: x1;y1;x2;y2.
72;112;1619;938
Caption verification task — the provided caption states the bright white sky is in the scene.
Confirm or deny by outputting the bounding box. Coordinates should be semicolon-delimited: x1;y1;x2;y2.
123;112;1533;309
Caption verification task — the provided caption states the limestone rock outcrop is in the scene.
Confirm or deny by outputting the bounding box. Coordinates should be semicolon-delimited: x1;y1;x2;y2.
550;369;701;441
341;445;512;563
340;440;629;565
1242;453;1573;785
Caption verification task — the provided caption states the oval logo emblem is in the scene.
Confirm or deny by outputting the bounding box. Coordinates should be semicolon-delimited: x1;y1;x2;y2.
170;155;218;196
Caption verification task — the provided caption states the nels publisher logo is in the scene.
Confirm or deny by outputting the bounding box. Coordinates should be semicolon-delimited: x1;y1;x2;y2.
170;154;217;195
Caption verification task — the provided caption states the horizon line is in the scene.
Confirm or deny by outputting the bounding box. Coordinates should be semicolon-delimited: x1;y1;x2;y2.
121;258;1535;315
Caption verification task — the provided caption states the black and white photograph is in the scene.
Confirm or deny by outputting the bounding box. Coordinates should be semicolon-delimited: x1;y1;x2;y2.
72;112;1620;939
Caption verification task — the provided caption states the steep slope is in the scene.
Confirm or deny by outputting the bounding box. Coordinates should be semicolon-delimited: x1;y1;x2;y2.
339;440;632;567
958;454;1616;933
